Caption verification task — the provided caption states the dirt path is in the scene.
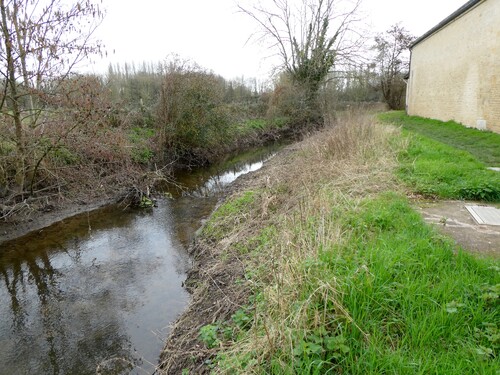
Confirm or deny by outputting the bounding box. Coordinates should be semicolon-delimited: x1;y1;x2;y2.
417;200;500;258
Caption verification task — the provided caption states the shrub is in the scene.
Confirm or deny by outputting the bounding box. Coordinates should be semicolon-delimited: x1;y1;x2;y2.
157;62;233;161
266;73;322;127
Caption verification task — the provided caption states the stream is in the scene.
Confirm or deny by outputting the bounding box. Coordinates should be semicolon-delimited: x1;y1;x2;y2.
0;143;281;375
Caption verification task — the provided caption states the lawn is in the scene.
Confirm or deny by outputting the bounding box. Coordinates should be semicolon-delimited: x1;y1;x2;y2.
379;111;500;201
378;111;500;166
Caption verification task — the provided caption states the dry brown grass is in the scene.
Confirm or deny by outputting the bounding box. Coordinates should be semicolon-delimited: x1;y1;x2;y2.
159;110;404;374
216;111;402;373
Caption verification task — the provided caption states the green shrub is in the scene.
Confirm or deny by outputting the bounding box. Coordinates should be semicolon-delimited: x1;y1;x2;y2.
128;127;155;164
157;67;233;156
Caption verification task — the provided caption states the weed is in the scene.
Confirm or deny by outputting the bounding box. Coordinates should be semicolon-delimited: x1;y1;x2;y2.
199;324;220;349
232;308;252;330
139;196;154;208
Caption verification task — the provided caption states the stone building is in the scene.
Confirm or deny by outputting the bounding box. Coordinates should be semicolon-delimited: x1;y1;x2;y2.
406;0;500;133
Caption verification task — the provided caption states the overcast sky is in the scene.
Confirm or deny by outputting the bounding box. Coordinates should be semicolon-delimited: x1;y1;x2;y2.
85;0;466;79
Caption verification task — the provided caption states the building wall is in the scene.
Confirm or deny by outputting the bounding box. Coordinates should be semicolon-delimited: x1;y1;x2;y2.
407;0;500;133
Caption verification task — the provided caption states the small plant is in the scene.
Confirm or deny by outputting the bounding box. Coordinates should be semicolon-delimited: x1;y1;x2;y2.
474;323;499;353
458;182;499;201
292;333;350;372
199;324;220;349
445;300;466;314
232;308;252;330
139;196;154;208
480;284;499;306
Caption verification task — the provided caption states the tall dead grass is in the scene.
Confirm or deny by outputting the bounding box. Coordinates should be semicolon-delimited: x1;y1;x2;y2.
213;110;404;373
159;110;405;374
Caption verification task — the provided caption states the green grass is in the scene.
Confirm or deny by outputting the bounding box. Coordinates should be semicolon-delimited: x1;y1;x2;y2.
202;190;257;241
233;117;290;138
399;134;500;201
215;193;500;374
379;111;500;166
186;113;500;374
379;112;500;201
335;194;499;374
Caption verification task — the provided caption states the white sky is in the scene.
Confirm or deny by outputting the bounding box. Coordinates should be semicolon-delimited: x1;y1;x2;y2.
84;0;467;79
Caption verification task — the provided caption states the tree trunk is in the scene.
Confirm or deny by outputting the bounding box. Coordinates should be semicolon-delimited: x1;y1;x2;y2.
12;1;36;128
1;0;26;195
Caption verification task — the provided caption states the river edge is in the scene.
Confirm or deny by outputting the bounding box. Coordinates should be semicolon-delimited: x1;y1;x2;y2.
0;140;297;375
0;193;125;245
158;141;300;374
0;127;298;247
0;140;298;373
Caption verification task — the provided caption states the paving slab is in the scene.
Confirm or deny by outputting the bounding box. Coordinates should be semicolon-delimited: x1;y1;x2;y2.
417;200;500;258
465;205;500;226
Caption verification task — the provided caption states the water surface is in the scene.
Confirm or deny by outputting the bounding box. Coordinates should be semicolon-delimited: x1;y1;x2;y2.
0;143;281;374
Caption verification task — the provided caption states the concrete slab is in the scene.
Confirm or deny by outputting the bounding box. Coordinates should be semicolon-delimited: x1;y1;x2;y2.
418;201;500;258
465;205;500;226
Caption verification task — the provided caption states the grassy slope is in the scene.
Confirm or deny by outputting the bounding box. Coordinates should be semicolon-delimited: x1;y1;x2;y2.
171;112;500;374
378;111;500;166
379;112;500;202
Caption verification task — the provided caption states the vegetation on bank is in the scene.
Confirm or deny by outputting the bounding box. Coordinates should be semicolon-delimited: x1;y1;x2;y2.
162;111;500;374
0;57;303;219
0;50;385;220
1;0;408;221
379;112;500;202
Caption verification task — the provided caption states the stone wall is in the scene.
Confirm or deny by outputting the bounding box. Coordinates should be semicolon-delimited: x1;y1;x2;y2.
407;0;500;133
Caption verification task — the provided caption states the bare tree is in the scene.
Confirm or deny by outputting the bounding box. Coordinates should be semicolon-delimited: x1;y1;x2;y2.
374;24;414;110
0;0;104;196
239;0;364;122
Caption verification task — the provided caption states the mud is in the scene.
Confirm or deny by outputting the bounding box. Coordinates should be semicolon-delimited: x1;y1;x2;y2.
0;195;122;245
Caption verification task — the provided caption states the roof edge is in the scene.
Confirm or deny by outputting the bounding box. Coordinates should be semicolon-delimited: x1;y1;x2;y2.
410;0;484;49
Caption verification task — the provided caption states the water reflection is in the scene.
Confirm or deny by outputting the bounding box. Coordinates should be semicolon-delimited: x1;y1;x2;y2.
0;142;282;374
0;204;190;374
185;158;269;198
